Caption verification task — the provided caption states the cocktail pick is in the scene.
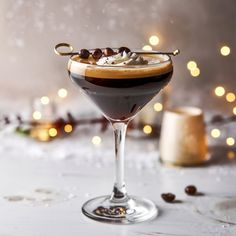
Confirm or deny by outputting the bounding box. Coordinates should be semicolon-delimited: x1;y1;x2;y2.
137;49;180;56
54;43;180;57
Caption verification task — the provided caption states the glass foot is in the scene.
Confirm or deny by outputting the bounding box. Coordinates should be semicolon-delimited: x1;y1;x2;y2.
82;195;158;224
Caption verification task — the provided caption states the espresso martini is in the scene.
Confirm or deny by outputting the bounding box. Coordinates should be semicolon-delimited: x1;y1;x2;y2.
55;44;176;224
68;51;173;121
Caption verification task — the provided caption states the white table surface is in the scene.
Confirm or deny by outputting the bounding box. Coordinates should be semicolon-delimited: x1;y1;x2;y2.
0;128;236;236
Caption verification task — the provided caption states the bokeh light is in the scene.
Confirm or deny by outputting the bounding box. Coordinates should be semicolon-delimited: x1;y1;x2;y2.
214;86;225;97
57;88;68;98
187;61;197;71
92;136;102;145
190;67;200;77
32;111;42;120
40;96;50;105
153;102;163;112
226;92;236;103
233;107;236;115
211;128;221;138
227;151;235;160
226;137;235;146
48;128;57;137
220;46;230;56
142;45;152;51
149;35;159;46
64;124;73;133
143;125;152;134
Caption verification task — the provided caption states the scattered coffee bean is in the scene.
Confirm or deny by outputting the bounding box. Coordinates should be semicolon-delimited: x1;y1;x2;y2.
118;46;131;54
104;47;114;56
92;48;103;60
161;193;175;203
79;49;90;59
185;185;197;195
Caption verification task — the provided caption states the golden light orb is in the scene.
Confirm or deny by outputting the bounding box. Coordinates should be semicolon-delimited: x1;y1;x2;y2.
226;137;235;146
153;102;163;112
92;136;102;145
143;125;152;134
226;92;236;103
64;124;73;133
190;67;200;77
142;45;152;51
40;96;50;105
48;128;57;137
220;46;230;56
211;128;221;138
32;111;42;120
149;35;160;46
187;61;197;71
214;86;225;97
227;151;235;160
233;107;236;115
57;88;68;98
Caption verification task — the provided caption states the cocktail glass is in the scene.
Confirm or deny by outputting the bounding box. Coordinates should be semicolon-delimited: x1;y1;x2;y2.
55;45;174;224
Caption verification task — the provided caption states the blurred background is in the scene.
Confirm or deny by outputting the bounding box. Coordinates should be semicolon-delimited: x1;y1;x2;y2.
0;0;235;116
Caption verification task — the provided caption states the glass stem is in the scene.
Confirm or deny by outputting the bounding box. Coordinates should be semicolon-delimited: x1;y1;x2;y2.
110;121;128;203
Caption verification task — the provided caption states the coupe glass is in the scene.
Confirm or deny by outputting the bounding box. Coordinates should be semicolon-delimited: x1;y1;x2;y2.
56;45;173;224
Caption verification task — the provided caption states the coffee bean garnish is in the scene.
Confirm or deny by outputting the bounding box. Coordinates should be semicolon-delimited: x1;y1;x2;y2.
79;49;90;59
104;47;114;56
78;46;131;59
92;48;103;60
185;185;197;196
118;46;131;54
161;193;176;203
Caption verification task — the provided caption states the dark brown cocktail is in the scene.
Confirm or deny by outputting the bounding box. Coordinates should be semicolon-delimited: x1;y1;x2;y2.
68;54;173;121
55;44;175;224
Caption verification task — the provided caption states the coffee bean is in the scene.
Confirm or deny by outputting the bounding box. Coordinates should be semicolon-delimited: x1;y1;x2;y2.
92;48;103;60
79;49;90;59
118;46;131;54
185;185;197;195
104;47;114;56
161;193;175;203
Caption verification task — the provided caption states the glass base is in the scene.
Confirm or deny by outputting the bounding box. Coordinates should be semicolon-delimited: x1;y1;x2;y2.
82;195;158;224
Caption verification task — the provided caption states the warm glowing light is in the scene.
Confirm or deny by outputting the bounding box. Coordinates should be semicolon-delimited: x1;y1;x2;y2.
211;128;221;138
40;96;50;105
64;124;73;133
48;128;57;137
226;92;236;103
220;46;230;56
30;124;52;142
153;102;163;112
233;107;236;115
143;125;152;134
149;35;159;46
57;88;68;98
214;86;225;97
142;45;152;51
227;151;235;160
190;67;200;77
226;137;235;146
92;136;102;145
187;61;197;71
32;111;42;120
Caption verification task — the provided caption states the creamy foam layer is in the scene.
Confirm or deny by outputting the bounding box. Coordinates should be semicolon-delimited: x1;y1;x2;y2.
97;51;148;66
68;54;173;79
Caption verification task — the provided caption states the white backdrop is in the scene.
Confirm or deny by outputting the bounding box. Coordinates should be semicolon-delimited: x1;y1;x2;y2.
0;0;235;114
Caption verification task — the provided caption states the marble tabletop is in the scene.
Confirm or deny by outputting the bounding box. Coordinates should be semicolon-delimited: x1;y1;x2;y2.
0;128;235;236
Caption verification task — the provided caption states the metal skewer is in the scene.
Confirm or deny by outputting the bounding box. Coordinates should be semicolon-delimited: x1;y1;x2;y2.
135;49;180;56
54;43;180;57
